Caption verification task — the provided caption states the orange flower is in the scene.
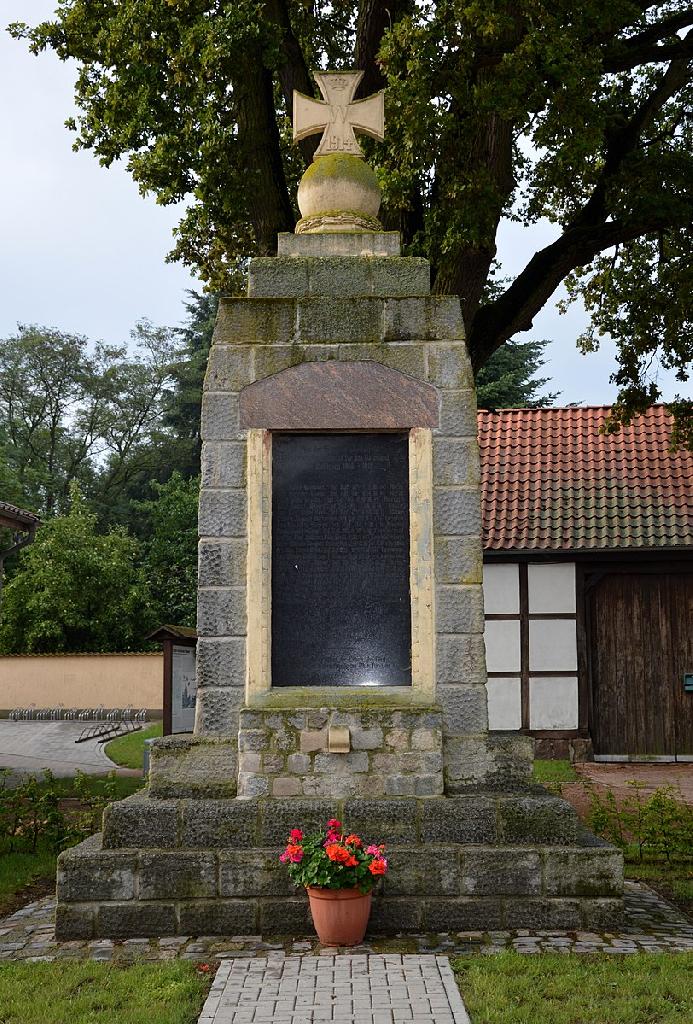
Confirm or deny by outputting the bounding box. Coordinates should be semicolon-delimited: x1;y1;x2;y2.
369;858;387;876
325;843;355;865
345;834;362;848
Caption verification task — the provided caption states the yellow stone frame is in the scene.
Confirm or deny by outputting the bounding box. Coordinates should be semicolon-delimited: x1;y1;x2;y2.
245;427;435;706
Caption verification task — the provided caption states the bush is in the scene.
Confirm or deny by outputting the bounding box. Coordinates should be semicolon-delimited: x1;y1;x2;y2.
0;768;119;854
585;781;693;862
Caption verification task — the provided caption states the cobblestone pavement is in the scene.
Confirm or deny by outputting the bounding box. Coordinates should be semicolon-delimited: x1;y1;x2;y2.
0;882;691;962
198;955;470;1024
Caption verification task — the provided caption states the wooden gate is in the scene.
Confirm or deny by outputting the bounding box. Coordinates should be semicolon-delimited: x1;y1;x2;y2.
588;571;693;758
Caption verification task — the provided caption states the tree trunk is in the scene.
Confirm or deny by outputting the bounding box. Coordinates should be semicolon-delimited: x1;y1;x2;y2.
236;58;295;252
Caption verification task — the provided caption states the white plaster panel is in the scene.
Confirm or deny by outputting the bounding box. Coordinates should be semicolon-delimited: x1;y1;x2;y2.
529;619;577;672
487;677;522;730
484;620;521;673
483;563;520;614
528;562;576;614
530;676;579;730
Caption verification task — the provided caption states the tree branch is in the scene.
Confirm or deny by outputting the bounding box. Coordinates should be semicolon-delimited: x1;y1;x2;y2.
468;34;692;368
607;9;693;51
235;55;295;251
604;35;693;72
573;29;692;230
264;0;318;164
468;214;689;372
354;0;414;96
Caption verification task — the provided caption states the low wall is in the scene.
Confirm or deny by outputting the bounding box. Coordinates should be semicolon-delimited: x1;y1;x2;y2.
0;653;163;712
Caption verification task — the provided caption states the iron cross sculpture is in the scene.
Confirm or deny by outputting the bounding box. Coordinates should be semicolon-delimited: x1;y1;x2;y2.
293;71;385;157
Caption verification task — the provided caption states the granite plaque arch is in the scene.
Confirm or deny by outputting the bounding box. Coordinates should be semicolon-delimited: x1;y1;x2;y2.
239;360;439;430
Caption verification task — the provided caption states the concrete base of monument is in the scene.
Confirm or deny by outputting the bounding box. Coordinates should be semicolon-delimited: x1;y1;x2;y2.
55;790;624;939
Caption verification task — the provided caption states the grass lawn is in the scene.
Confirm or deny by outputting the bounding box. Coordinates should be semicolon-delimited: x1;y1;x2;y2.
0;845;57;917
453;952;693;1024
0;962;209;1024
532;759;578;784
105;721;163;770
0;773;142;917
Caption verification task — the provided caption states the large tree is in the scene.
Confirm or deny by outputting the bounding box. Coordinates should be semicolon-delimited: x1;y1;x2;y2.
0;486;153;654
11;3;692;441
0;322;180;520
477;339;557;409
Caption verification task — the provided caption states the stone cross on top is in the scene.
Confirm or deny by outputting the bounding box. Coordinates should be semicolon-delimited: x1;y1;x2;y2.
293;71;384;158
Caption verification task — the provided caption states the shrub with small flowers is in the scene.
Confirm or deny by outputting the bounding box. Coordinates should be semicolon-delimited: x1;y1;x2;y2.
279;818;388;893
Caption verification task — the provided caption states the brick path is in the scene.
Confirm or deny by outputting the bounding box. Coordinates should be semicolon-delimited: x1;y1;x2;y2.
0;882;691;962
198;955;470;1024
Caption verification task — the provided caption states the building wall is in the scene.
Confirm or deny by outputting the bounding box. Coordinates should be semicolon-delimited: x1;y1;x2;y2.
0;653;163;712
483;562;579;733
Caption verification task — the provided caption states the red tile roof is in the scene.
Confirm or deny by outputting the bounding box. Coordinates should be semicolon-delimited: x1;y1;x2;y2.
478;406;693;552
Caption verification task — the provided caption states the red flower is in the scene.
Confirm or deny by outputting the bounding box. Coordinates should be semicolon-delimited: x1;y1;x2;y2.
196;963;211;973
326;818;342;831
286;843;304;863
325;843;356;865
290;828;303;843
345;834;362;848
369;858;387;876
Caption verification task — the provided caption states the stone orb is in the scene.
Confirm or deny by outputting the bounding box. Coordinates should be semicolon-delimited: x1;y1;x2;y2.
296;153;382;234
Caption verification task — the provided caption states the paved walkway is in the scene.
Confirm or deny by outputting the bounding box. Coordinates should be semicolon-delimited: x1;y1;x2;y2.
198;955;470;1024
1;883;691;963
0;721;119;777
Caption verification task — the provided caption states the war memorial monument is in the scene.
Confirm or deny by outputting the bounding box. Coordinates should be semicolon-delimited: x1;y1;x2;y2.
56;72;623;939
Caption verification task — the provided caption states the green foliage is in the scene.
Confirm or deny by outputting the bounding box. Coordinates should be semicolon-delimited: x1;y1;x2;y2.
164;291;220;478
280;819;388;894
0;484;154;654
11;2;692;439
585;781;693;862
477;339;557;408
0;768;132;856
139;474;199;629
0;322;181;521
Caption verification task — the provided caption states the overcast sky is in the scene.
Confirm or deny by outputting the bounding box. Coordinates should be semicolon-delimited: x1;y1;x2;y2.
1;2;685;406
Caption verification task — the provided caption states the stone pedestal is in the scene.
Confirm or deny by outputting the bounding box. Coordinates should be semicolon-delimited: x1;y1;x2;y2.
56;232;624;938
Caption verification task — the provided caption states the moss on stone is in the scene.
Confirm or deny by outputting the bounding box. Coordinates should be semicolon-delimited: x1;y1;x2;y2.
301;153;379;188
246;688;439;711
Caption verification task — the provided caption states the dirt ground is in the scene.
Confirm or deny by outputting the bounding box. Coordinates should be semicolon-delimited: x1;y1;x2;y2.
561;762;693;818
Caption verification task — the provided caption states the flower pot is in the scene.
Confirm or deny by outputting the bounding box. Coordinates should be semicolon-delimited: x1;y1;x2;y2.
306;886;372;946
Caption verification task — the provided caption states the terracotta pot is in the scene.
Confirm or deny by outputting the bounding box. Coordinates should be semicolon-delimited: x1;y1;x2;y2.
306;886;372;946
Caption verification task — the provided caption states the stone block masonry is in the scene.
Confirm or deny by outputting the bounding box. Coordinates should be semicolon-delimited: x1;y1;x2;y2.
236;707;444;798
56;795;624;938
54;230;624;939
195;236;490;794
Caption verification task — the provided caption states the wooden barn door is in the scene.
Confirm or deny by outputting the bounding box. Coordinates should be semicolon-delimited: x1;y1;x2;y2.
589;571;693;759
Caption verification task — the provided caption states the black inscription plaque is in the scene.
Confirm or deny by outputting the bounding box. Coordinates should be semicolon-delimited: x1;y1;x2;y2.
271;433;411;687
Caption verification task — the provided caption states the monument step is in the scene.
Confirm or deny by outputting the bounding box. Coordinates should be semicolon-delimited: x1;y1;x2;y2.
101;791;585;851
276;231;401;257
247;256;430;299
212;294;465;347
56;832;623;940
